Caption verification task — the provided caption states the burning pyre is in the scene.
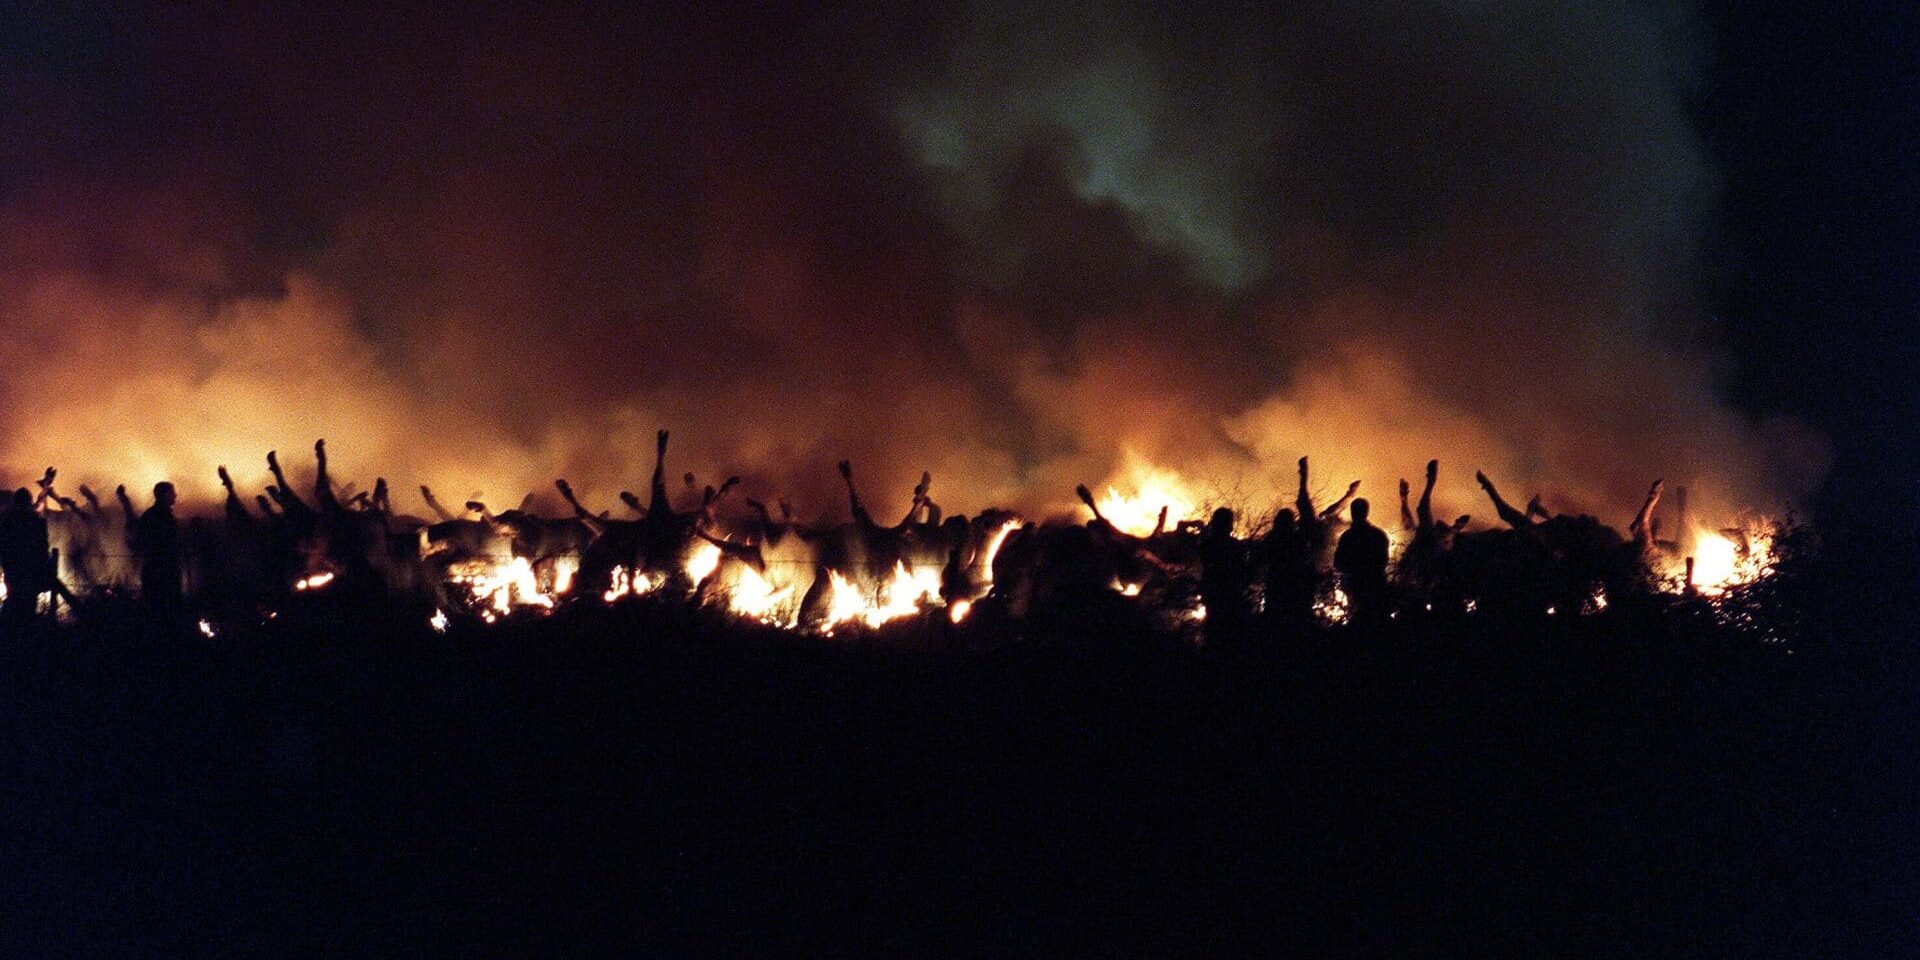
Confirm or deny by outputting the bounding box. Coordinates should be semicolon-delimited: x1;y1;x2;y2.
3;436;1784;637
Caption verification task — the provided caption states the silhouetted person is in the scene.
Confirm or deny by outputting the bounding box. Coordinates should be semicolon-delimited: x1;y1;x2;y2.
1197;507;1248;642
133;481;183;618
0;488;51;626
1260;508;1315;630
1296;456;1361;566
1334;498;1389;625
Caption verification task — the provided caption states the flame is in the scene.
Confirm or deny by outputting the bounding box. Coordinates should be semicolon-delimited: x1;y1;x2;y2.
1315;585;1351;625
685;542;721;588
1096;457;1201;537
948;598;973;623
197;618;216;638
429;609;450;633
551;557;578;597
603;564;660;603
979;519;1021;580
719;564;795;626
1585;586;1609;614
451;555;553;617
821;561;943;632
1685;525;1777;597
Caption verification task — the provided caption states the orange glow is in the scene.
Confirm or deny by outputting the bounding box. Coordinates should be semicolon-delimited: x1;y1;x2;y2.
1096;455;1201;536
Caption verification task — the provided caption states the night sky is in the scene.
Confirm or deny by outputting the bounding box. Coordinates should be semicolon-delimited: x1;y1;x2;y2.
0;1;1911;528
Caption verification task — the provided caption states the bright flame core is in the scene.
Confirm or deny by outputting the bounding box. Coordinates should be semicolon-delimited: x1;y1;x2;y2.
1684;525;1776;597
822;561;944;632
1096;458;1201;537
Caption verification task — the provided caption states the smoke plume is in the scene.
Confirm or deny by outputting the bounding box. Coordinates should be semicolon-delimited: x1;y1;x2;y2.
0;2;1825;524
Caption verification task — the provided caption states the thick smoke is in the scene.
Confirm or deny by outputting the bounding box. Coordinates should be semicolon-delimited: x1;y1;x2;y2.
0;2;1823;524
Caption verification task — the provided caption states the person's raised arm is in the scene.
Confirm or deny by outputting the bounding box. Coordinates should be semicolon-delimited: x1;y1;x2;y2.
1400;479;1416;532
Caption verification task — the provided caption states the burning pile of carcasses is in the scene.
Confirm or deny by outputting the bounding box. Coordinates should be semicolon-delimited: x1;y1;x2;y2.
11;434;1778;635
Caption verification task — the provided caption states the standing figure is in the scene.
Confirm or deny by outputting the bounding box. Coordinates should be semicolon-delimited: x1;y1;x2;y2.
1197;507;1249;642
0;488;51;627
1260;508;1316;631
1333;498;1390;626
133;482;184;618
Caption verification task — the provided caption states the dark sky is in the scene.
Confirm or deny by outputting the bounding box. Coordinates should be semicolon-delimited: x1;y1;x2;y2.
0;1;1908;525
1696;0;1920;522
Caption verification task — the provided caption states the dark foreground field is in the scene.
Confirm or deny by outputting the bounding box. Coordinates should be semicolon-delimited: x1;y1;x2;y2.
0;596;1913;958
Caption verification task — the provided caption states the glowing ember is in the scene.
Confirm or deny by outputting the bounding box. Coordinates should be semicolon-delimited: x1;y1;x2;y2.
197;619;216;638
603;564;660;603
1109;579;1143;597
293;571;336;591
551;557;578;597
948;598;973;623
452;555;554;615
430;609;450;633
1585;587;1609;614
1315;586;1351;625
